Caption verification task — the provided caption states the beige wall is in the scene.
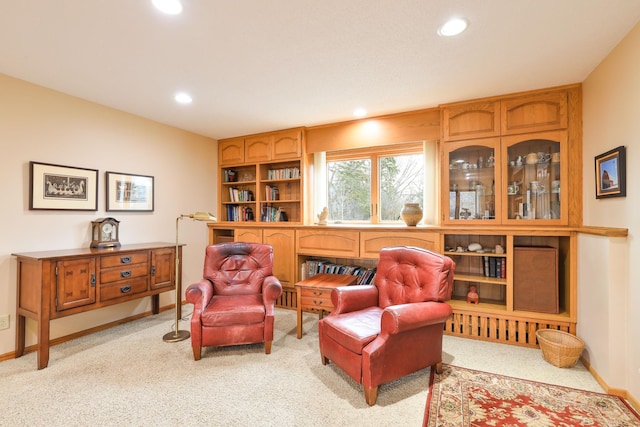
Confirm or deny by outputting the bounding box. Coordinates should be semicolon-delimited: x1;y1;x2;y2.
582;22;640;399
0;74;217;355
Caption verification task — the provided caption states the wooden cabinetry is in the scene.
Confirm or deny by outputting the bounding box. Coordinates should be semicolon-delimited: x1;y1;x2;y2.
441;100;501;141
440;85;581;226
263;228;295;288
12;242;180;369
219;137;245;166
218;128;304;223
442;230;575;346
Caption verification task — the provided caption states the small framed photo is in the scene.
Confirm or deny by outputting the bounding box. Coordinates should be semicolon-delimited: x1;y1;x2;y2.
106;171;154;212
595;146;626;199
29;161;98;211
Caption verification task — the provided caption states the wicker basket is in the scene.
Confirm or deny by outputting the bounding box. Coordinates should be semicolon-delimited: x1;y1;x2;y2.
536;329;585;368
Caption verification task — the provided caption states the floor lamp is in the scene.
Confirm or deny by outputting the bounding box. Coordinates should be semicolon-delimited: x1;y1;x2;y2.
163;212;217;343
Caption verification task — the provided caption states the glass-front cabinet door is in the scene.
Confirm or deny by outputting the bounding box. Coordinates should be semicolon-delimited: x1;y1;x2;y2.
442;138;501;224
501;130;567;225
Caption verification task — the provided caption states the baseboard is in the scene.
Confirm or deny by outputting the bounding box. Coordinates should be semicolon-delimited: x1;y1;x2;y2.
580;356;640;412
0;304;175;363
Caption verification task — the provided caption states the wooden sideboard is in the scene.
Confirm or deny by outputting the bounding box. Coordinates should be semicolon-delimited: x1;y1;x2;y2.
12;242;181;369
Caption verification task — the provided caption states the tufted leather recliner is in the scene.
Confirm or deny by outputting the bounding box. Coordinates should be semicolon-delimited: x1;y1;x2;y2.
185;242;283;360
318;246;455;405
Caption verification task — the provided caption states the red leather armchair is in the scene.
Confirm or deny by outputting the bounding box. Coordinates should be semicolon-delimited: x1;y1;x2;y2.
185;242;283;360
318;246;455;405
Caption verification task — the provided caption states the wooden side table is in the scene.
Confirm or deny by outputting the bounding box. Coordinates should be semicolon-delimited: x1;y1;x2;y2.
295;273;357;338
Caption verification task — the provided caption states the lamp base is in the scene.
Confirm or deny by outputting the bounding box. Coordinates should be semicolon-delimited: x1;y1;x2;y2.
163;330;190;343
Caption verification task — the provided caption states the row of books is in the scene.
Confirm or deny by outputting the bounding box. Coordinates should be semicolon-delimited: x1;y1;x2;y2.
261;206;288;222
483;256;506;278
265;184;279;201
228;187;254;202
225;205;255;222
301;259;377;285
267;167;300;180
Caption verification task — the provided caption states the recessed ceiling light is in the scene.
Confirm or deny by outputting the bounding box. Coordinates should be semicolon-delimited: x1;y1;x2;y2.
152;0;183;15
174;92;192;104
438;18;468;37
353;108;367;118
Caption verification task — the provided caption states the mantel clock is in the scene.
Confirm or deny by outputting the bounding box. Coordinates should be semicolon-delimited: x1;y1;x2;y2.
91;217;121;248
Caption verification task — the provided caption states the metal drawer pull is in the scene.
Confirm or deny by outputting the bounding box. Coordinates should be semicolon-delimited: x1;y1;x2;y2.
120;256;131;264
120;270;132;278
120;286;132;293
313;300;323;306
313;290;324;296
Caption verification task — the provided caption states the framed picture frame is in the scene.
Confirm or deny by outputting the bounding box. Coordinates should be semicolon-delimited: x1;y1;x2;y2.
106;171;154;212
29;161;98;210
595;146;626;199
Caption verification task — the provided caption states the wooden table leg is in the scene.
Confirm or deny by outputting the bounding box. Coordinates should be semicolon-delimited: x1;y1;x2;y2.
296;286;303;339
15;314;26;358
37;316;50;370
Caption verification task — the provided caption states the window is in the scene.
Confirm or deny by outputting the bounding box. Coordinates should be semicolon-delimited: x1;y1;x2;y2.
326;142;425;223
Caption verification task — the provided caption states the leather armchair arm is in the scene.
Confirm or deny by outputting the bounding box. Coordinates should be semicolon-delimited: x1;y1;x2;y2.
380;301;452;335
331;285;379;315
262;276;283;314
185;279;214;314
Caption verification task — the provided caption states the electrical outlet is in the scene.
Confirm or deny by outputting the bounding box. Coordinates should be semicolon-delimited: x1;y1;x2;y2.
0;314;9;330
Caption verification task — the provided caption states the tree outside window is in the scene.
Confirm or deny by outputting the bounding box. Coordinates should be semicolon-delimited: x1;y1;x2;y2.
326;144;424;223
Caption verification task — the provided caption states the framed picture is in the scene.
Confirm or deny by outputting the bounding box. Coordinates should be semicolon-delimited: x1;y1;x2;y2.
29;161;98;210
106;171;154;212
595;146;626;199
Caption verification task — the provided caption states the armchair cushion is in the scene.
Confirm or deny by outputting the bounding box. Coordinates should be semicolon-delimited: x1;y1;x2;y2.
201;294;265;326
321;307;382;355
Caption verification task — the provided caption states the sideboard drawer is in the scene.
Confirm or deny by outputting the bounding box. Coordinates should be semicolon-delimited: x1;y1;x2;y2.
100;277;149;301
100;252;149;269
100;263;149;284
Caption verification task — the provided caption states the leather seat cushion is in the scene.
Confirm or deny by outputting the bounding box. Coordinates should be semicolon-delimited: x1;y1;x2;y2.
321;306;383;355
201;294;265;326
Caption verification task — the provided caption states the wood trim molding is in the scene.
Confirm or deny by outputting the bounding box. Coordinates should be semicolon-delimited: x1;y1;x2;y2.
577;225;628;237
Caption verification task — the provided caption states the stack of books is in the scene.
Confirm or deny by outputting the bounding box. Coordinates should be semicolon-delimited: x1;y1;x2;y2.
301;259;376;285
267;167;300;180
483;256;506;278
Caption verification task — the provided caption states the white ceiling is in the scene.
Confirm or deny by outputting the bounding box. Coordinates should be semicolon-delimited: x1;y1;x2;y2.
2;1;640;140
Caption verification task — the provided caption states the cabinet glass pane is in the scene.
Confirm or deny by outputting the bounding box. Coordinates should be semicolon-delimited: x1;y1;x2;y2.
448;146;496;220
506;138;560;220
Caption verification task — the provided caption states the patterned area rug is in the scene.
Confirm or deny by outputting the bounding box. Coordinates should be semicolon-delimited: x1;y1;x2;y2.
423;364;640;426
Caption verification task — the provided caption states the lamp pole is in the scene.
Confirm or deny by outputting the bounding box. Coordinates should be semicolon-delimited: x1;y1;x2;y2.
163;215;191;342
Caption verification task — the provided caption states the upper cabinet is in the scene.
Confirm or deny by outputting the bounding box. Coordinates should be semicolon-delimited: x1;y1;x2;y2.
441;100;500;141
440;85;581;226
501;92;567;135
218;128;305;224
219;138;245;166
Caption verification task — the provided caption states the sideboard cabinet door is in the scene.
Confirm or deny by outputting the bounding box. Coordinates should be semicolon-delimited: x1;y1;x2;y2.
56;258;97;311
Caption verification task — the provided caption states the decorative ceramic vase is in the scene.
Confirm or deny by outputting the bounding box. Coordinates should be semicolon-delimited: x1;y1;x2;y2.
401;203;423;226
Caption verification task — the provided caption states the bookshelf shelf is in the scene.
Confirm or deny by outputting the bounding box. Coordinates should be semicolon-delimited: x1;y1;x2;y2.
454;274;506;285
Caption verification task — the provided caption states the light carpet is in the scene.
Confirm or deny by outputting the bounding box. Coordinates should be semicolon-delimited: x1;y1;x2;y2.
0;308;611;426
423;364;640;426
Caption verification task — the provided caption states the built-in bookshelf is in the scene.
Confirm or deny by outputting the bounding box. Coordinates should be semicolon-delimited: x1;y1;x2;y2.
218;129;304;223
